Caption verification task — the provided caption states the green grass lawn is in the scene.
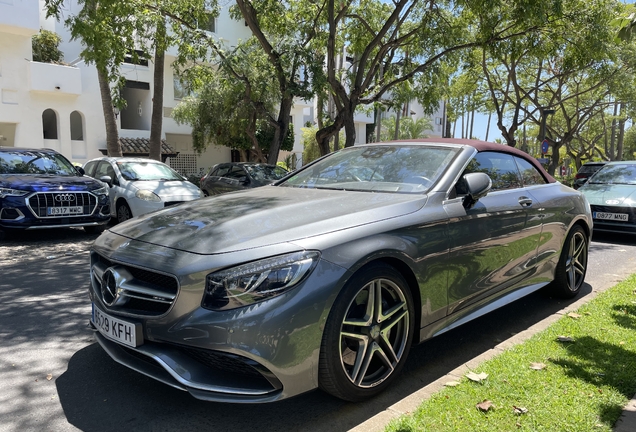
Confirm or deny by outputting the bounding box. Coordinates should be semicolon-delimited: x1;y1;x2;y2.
386;274;636;432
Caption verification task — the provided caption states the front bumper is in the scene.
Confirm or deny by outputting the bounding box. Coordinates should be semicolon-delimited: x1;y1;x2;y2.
88;241;348;402
91;323;284;403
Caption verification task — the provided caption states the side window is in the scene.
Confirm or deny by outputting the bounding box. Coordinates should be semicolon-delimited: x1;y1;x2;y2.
515;157;547;186
459;152;522;192
214;165;231;177
83;161;97;177
95;161;116;182
226;166;247;180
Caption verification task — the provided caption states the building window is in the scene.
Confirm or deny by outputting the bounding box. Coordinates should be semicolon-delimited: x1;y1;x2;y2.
173;76;194;100
42;109;58;139
435;117;443;125
123;49;149;67
70;111;84;140
198;13;216;33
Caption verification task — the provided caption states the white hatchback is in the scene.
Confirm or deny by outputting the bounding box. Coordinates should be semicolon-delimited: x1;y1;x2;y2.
82;157;203;223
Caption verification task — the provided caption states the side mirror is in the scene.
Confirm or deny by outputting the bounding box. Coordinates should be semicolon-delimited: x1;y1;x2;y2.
99;175;113;188
76;167;86;176
238;176;249;185
462;172;492;210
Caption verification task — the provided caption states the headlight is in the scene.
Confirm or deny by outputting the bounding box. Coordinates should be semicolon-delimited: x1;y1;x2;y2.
203;251;320;311
135;189;161;202
0;188;29;198
93;186;109;196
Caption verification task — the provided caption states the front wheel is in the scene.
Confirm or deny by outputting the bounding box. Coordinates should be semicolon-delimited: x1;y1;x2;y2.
116;201;133;224
547;225;588;298
319;263;414;401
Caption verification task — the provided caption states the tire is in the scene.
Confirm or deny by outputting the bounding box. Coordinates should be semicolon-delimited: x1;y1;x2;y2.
202;189;210;197
116;201;133;224
319;263;414;402
84;225;106;235
547;225;588;298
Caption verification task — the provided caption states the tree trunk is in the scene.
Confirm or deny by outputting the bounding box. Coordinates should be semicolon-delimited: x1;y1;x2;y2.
547;140;565;175
610;102;618;160
485;112;491;142
343;112;356;147
97;66;122;157
149;20;166;162
394;104;402;141
617;103;625;161
469;94;475;139
267;96;293;165
375;107;382;142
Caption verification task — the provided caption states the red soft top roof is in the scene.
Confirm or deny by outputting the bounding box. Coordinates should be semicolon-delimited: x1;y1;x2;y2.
387;138;556;183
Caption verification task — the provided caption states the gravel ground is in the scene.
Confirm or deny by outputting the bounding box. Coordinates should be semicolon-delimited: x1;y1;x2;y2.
0;225;111;266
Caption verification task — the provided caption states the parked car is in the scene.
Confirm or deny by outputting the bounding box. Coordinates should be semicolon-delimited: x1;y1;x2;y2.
0;147;110;240
573;161;606;189
579;161;636;234
88;139;592;403
82;157;203;223
200;162;288;196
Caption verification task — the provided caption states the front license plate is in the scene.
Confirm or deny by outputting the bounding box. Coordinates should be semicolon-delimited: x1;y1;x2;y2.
593;212;628;221
92;304;142;347
47;206;83;215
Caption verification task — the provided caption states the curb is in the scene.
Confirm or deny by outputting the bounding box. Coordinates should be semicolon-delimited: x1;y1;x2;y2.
349;272;635;432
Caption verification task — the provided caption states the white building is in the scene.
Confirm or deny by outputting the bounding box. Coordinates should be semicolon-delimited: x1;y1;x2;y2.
1;1;441;175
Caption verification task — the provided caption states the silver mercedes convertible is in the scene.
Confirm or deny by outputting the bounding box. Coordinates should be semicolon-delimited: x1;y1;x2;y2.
89;139;592;403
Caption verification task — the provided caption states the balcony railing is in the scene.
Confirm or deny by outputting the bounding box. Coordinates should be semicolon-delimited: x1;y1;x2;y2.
28;62;82;96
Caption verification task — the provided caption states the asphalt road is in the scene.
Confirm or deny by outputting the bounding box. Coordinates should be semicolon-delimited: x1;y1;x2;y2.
0;229;635;432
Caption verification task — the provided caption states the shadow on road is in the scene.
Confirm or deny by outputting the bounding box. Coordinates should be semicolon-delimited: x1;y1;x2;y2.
591;231;636;247
53;285;593;432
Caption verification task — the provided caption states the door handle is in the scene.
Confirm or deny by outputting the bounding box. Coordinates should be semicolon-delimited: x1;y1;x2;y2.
518;197;533;207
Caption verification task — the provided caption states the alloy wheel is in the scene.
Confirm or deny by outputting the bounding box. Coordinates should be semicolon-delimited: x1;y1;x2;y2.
339;278;410;388
565;231;587;292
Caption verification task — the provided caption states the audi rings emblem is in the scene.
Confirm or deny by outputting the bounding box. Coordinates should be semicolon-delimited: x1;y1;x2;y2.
55;193;76;202
101;267;121;306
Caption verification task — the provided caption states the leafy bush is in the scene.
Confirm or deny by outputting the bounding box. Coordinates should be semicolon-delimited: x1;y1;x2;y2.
32;29;63;64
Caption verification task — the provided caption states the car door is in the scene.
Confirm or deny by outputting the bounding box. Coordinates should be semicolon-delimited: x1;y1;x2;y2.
94;161;119;216
203;164;230;195
443;151;542;314
222;166;250;193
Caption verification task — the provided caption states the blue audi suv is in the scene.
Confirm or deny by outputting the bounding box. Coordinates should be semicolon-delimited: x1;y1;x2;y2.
0;147;110;240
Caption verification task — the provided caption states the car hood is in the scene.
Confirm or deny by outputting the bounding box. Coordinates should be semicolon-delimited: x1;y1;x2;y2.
581;183;636;206
0;174;101;191
109;186;427;254
131;180;201;197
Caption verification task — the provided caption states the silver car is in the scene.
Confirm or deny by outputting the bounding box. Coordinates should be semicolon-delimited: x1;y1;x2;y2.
82;157;203;223
89;140;592;403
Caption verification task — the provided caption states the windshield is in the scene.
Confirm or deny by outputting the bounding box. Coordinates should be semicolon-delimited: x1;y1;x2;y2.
0;151;78;176
588;164;636;185
280;145;459;193
244;165;288;181
117;161;184;181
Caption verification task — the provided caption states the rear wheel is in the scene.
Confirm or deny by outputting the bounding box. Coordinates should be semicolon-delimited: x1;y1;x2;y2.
548;225;588;298
319;263;414;401
116;201;132;223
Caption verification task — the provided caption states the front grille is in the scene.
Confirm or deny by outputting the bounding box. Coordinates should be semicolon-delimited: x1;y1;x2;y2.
591;205;636;223
91;253;179;316
27;192;98;218
181;347;264;377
